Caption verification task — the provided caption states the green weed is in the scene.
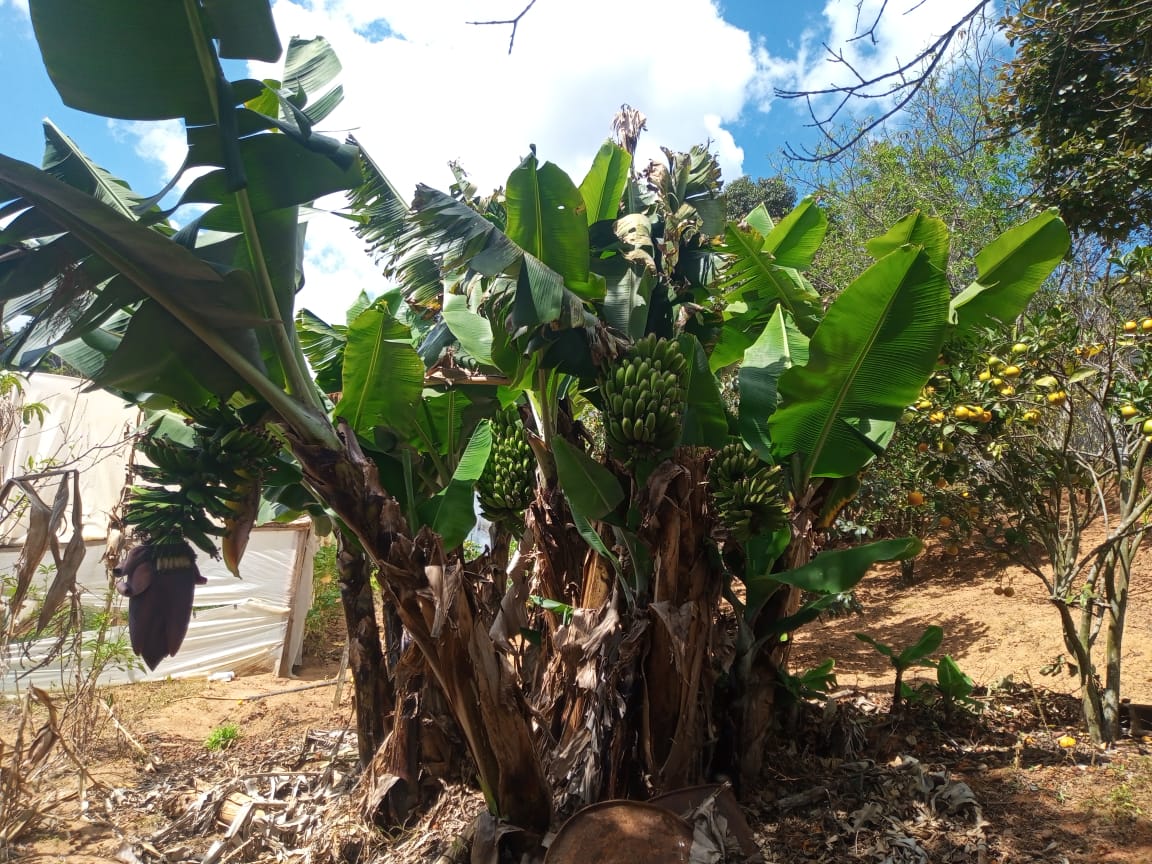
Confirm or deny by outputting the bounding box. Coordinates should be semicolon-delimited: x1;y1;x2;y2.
204;722;240;751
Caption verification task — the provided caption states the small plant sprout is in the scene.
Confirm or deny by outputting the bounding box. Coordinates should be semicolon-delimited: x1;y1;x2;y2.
780;658;838;702
856;625;943;713
204;722;241;752
935;654;979;719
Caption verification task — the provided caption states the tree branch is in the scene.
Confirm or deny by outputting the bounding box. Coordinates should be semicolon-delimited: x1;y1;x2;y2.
468;0;539;55
778;0;993;162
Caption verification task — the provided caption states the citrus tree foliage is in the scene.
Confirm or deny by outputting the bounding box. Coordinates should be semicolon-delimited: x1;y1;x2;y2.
995;0;1152;241
896;287;1152;743
722;174;796;223
796;55;1036;547
0;0;1070;838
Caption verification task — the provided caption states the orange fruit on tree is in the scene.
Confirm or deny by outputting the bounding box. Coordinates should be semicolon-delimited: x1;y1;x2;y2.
935;478;949;489
1047;390;1068;405
907;490;926;506
939;515;953;528
1124;320;1138;333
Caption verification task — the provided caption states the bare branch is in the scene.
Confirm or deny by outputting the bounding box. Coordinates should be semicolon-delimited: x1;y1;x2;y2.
467;0;539;55
848;0;890;45
778;0;993;162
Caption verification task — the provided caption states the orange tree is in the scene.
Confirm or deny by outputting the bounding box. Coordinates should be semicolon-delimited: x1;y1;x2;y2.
0;0;1070;843
892;254;1152;743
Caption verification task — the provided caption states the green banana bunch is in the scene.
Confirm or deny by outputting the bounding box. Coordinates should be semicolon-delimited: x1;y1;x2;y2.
477;407;536;528
600;334;688;462
708;442;790;542
127;414;281;561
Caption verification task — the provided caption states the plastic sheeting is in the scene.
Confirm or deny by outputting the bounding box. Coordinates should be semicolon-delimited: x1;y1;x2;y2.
0;518;315;693
0;373;141;543
0;375;317;691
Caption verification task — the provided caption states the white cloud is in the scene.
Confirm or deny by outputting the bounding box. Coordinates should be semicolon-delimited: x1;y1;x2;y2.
106;0;999;325
107;119;187;181
1;0;29;17
249;0;762;322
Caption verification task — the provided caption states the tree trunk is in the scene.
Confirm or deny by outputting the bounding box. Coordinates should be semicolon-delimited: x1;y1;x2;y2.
1058;597;1107;743
735;509;815;792
336;529;392;768
291;426;553;833
640;455;719;791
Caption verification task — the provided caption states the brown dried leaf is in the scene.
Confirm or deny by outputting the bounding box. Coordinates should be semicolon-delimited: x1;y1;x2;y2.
36;472;85;632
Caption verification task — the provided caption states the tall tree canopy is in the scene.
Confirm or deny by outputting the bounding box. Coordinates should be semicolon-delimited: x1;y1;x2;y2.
723;175;796;223
995;0;1152;241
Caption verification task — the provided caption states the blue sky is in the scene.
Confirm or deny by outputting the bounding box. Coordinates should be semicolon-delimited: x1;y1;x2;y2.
0;0;980;321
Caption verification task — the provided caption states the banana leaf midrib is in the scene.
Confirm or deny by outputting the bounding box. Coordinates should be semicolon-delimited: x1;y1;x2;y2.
799;249;918;484
45;120;136;221
722;225;808;324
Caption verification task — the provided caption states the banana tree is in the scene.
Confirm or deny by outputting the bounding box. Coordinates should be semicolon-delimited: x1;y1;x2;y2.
0;0;1071;845
0;0;554;833
346;124;1068;799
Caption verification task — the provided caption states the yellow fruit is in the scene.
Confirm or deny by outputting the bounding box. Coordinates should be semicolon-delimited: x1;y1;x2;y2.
978;370;992;382
1002;365;1022;378
1058;735;1076;749
1011;342;1030;355
917;442;930;453
907;490;925;506
1021;409;1041;424
998;384;1015;397
939;515;953;528
929;411;946;424
988;356;1006;371
992;377;1005;387
1121;404;1139;418
1047;391;1067;405
1142;318;1152;332
916;400;933;410
954;406;971;420
1143;419;1152;436
1124;320;1138;333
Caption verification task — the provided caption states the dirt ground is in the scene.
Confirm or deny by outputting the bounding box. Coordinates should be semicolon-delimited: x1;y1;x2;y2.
4;526;1152;863
792;522;1152;704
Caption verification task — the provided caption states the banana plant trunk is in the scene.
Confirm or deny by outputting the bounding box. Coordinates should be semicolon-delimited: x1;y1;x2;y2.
736;511;816;791
335;529;392;767
291;425;553;833
640;454;719;791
